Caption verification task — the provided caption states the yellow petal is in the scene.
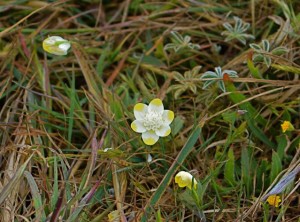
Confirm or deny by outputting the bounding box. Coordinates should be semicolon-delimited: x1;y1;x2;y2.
131;120;146;133
162;110;174;125
149;98;164;113
142;130;159;145
133;103;148;120
175;171;197;189
108;210;120;222
155;125;171;137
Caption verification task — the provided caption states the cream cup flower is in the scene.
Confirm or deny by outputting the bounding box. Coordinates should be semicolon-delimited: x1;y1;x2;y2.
175;171;197;190
131;98;174;145
42;36;71;55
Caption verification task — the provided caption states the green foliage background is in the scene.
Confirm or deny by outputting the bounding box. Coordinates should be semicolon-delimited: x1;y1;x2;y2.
0;0;299;221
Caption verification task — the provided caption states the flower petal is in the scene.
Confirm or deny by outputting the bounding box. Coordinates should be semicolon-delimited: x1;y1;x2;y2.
149;98;164;113
142;130;159;145
162;110;174;125
155;125;171;137
134;103;148;120
59;42;71;51
175;171;197;189
131;120;146;133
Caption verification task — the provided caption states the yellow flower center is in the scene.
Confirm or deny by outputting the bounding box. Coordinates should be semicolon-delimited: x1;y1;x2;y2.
267;195;281;207
281;121;289;133
281;121;293;133
143;111;163;131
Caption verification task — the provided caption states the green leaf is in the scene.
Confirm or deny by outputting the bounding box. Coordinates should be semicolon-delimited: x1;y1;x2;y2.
271;46;289;55
0;154;33;205
262;39;270;51
249;43;262;51
140;55;166;67
222;111;237;125
156;209;163;222
50;156;59;211
232;121;247;140
171;116;184;136
225;81;275;149
270;152;282;182
276;135;287;160
224;148;236;186
256;160;269;192
241;148;252;196
247;56;261;78
24;171;47;222
263;56;272;67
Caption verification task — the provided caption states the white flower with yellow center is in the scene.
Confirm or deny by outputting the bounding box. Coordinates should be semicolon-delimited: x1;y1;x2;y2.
42;36;71;55
131;98;174;145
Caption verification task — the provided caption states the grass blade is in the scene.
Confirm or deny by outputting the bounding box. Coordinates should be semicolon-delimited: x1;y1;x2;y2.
0;154;34;205
24;171;47;221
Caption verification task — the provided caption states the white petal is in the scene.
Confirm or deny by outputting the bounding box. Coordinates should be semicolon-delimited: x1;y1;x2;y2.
147;154;152;163
133;103;148;120
142;130;159;145
59;42;71;51
155;125;171;137
49;36;64;42
162;110;174;125
103;148;113;152
148;98;164;113
131;120;146;133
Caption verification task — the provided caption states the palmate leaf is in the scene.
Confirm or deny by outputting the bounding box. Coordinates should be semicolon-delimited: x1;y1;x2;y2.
250;39;288;67
164;31;200;52
168;66;202;98
201;67;238;92
222;16;254;45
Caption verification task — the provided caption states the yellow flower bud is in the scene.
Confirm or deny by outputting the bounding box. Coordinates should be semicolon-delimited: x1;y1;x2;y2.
175;171;197;189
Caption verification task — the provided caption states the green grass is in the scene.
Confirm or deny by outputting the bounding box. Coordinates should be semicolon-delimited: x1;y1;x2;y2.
0;0;299;221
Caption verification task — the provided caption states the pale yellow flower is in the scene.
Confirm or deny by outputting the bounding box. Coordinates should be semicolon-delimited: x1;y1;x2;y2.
175;171;197;190
267;195;281;207
43;36;71;55
108;210;120;222
281;121;294;133
131;98;174;145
